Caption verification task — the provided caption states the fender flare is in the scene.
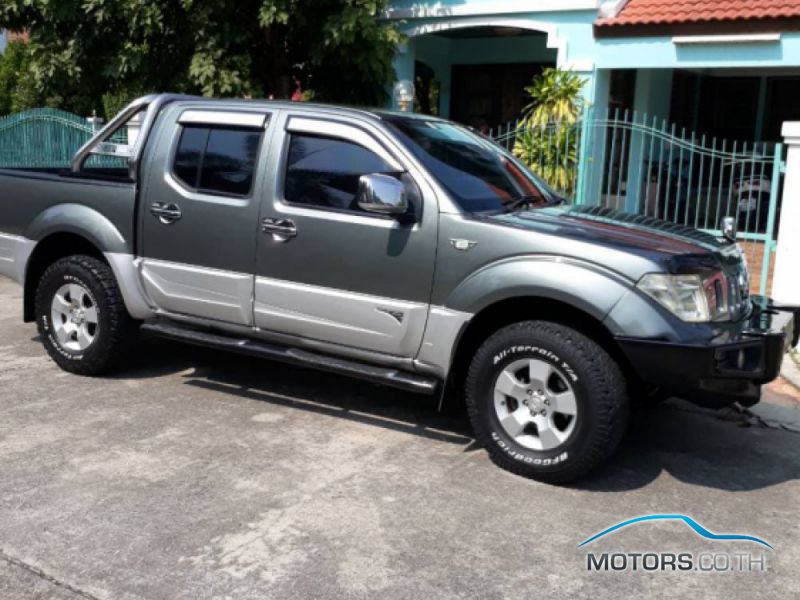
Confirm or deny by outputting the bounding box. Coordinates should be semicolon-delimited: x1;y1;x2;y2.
24;203;130;255
22;204;154;320
443;256;633;321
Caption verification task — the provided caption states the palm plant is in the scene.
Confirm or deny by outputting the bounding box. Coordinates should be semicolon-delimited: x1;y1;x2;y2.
513;68;585;196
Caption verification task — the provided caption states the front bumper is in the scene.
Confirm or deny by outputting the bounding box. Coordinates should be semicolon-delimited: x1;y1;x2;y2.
616;298;799;408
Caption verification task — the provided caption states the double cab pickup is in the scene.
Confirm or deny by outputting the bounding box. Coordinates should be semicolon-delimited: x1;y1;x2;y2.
0;94;796;482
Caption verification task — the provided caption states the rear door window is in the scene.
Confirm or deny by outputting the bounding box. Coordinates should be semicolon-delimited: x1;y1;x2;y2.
172;124;264;197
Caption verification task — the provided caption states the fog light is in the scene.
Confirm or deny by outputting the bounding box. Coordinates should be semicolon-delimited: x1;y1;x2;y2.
715;345;762;375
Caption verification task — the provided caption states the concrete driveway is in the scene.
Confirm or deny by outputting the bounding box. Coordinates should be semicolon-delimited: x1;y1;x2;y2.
0;276;798;600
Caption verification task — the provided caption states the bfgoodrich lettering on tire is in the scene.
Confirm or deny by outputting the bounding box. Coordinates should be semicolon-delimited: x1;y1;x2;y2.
35;255;137;376
466;321;629;483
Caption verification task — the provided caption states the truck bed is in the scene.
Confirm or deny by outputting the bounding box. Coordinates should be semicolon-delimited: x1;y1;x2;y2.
0;168;136;242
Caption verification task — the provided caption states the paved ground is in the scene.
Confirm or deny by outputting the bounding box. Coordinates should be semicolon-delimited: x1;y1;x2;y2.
0;276;799;600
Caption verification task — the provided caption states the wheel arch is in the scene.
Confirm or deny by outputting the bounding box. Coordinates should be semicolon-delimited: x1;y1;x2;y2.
23;232;107;322
22;233;153;323
447;296;637;396
21;204;151;322
24;203;130;255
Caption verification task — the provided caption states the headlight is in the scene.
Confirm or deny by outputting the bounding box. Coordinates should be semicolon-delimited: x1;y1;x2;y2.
637;272;730;323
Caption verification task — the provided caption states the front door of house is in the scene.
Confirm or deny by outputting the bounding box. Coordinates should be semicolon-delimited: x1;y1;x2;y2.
450;63;549;130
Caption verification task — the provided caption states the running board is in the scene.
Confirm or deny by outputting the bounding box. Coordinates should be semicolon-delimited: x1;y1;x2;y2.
140;322;439;395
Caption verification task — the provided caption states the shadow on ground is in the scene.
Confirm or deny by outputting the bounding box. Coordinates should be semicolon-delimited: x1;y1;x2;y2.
114;339;800;494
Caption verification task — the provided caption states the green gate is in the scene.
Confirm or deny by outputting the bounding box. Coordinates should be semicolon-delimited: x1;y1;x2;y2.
0;108;104;168
0;108;134;169
493;109;785;295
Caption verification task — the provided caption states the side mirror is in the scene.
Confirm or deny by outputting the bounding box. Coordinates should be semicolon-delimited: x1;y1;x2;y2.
357;174;408;217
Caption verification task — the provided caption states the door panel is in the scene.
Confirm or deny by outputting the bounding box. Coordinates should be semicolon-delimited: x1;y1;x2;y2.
140;259;253;325
253;113;438;357
253;277;429;357
138;105;273;325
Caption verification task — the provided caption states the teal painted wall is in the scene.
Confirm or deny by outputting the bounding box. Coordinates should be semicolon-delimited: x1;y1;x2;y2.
397;10;598;66
390;9;599;111
389;0;590;12
632;69;673;120
595;34;800;69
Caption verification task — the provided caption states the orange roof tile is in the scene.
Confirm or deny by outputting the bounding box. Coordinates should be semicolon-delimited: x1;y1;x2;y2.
596;0;800;30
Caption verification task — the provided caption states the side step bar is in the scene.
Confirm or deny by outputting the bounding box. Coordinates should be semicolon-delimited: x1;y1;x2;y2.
140;321;439;395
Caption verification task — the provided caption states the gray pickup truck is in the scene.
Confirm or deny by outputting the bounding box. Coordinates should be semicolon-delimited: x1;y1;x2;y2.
0;94;796;482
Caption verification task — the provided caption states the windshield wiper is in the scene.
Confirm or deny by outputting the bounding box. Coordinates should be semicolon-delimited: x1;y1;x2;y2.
504;194;567;213
503;195;544;212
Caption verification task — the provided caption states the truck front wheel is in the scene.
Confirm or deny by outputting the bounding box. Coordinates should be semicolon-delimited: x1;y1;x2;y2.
465;321;629;483
34;255;136;376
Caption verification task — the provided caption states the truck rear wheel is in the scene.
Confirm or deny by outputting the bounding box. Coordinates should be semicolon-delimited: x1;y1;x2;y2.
465;321;629;484
34;255;136;375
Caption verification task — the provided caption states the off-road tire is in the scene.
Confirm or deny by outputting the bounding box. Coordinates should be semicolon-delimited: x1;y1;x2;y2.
466;321;629;484
35;255;137;375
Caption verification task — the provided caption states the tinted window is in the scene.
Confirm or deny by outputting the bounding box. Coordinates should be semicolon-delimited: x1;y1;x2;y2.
384;116;558;213
284;134;396;211
173;126;208;188
200;129;261;196
172;125;263;197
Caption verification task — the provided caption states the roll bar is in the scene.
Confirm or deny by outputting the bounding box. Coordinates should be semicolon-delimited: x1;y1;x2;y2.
71;93;197;180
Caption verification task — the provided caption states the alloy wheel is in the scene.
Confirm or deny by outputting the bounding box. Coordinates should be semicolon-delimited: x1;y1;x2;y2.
493;358;578;451
50;283;100;352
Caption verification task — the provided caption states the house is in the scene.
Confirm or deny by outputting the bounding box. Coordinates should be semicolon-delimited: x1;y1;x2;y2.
387;1;598;127
386;0;800;297
387;0;800;144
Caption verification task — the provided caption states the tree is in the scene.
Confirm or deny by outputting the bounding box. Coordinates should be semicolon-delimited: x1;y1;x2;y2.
0;0;402;118
0;40;40;114
521;67;585;126
513;68;586;196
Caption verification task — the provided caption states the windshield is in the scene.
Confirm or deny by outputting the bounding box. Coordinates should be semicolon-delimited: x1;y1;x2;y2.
383;115;562;213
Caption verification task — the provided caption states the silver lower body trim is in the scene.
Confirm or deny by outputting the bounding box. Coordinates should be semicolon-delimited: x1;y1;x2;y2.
254;277;429;357
139;258;253;325
415;306;472;379
104;253;156;320
151;310;416;372
141;301;470;382
0;233;35;284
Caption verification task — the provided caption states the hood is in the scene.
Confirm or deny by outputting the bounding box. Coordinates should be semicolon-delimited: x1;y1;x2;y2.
488;204;744;275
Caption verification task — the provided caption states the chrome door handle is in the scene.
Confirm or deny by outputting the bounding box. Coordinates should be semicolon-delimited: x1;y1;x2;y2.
150;202;182;224
262;218;297;242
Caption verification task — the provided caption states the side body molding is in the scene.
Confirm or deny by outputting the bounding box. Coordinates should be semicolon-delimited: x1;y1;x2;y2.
24;203;131;255
443;256;633;326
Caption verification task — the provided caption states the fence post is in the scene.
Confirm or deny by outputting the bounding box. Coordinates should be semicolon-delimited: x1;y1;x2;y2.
624;112;645;213
575;105;591;204
771;122;800;304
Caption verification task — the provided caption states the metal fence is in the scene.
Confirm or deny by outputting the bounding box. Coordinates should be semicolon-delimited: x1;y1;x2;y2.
492;109;785;295
0;108;126;169
492;118;582;199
